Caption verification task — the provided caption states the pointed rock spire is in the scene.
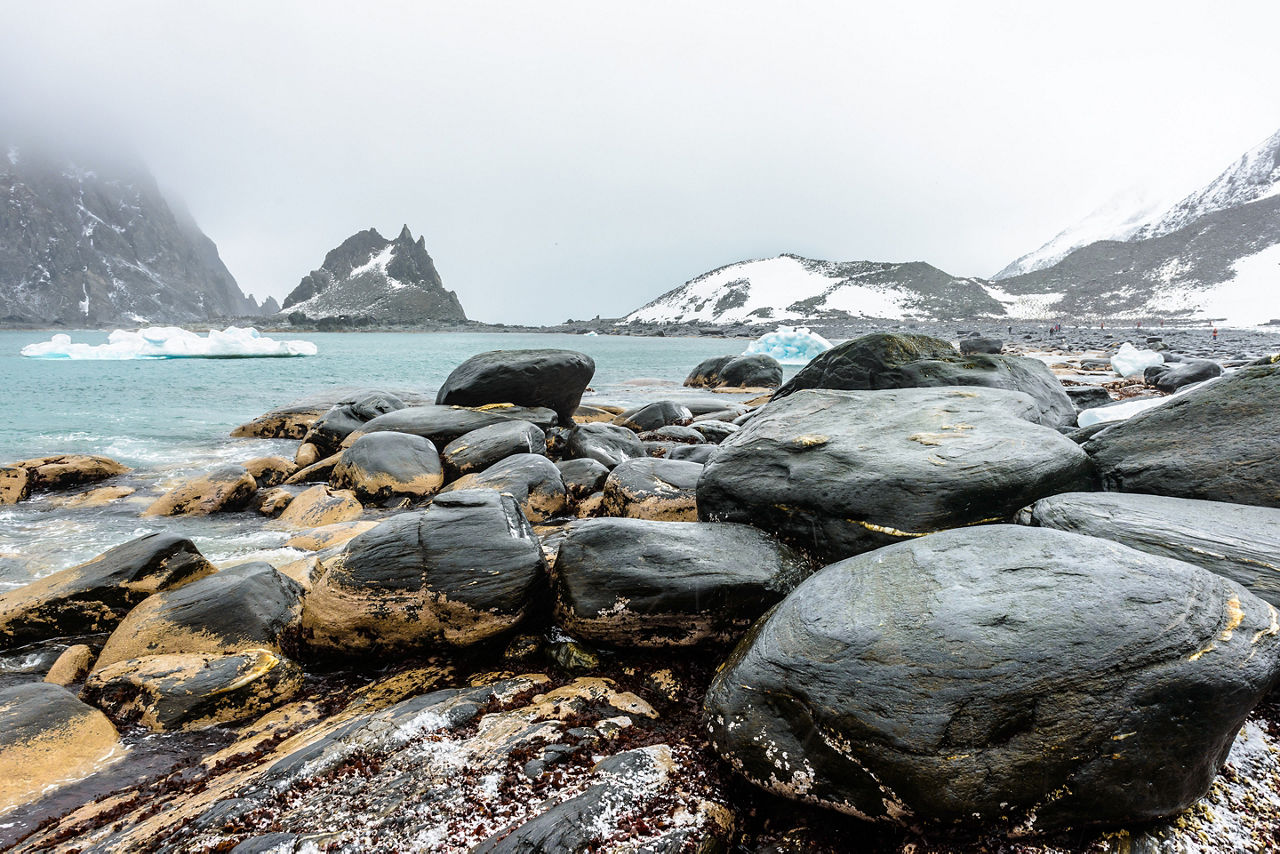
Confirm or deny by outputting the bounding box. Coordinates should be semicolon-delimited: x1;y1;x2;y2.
397;224;414;243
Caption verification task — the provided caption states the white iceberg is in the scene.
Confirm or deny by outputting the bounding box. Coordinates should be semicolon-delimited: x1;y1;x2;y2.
743;325;833;365
20;326;318;360
1110;342;1163;378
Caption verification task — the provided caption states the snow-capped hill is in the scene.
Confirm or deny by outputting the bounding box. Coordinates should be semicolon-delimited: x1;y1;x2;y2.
624;254;1004;325
281;225;466;324
993;187;1175;279
0;141;257;324
1133;127;1280;240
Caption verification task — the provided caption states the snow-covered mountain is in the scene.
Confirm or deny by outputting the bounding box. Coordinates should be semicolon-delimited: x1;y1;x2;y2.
0;141;259;324
281;225;466;324
993;187;1175;280
1133;127;1280;240
995;128;1280;280
624;254;1003;325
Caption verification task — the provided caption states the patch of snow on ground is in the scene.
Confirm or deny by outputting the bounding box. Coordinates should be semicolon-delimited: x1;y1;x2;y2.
818;280;914;318
1196;243;1280;326
6;145;17;166
347;244;394;280
981;284;1064;319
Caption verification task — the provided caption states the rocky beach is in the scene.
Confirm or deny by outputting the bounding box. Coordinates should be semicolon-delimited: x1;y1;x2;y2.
1;328;1279;853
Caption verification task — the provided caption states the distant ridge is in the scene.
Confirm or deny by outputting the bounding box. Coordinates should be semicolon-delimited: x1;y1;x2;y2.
281;225;466;325
0;141;258;324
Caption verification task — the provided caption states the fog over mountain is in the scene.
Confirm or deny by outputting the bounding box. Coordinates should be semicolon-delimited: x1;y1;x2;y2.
2;3;1279;324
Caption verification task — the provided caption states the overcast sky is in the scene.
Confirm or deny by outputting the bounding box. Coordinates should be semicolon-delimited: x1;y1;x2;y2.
3;1;1279;324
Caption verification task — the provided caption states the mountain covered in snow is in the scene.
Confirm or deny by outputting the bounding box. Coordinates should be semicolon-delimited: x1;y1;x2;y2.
624;255;1007;325
0;141;259;325
626;126;1280;328
281;225;466;324
995;128;1280;280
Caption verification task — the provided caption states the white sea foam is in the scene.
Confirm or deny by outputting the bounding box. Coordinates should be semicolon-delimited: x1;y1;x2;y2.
20;326;318;359
743;325;833;365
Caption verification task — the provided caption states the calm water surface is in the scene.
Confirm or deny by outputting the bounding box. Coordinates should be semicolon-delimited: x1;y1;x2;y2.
0;330;788;587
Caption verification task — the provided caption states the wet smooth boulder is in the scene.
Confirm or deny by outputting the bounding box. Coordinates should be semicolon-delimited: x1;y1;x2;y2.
959;336;1002;355
94;562;304;670
564;422;645;469
83;649;305;732
0;533;215;648
0;682;121;813
302;489;547;656
771;331;1076;428
1018;491;1280;607
241;456;296;488
302;390;407;454
1143;358;1222;393
705;525;1280;830
330;432;443;502
554;518;811;647
275;485;363;528
10;454;130;492
354;404;556;447
686;353;783;389
441;420;546;480
143;464;258;517
603;457;702;521
612;400;693;432
1084;363;1280;506
442;453;567;523
0;465;29;504
556;458;609;500
435;348;595;426
698;388;1092;561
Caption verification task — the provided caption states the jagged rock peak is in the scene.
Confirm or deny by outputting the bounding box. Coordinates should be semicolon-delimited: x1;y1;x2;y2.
281;226;467;325
0;139;254;324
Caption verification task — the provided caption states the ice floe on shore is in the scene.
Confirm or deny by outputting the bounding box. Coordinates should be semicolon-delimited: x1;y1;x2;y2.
742;325;832;365
20;326;318;359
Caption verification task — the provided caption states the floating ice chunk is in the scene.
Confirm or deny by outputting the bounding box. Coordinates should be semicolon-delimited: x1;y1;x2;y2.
1110;342;1163;377
743;325;833;365
20;326;318;359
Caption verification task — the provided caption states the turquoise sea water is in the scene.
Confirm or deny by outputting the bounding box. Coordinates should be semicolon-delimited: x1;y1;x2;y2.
0;330;787;588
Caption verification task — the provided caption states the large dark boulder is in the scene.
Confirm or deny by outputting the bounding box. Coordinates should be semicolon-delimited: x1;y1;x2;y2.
686;354;783;389
94;563;305;670
554;518;811;647
441;420;546;480
602;458;702;521
0;533;215;648
698;388;1093;562
705;525;1280;830
0;682;120;808
555;458;609;500
1143;359;1223;393
304;391;407;454
301;489;547;656
771;332;1076;428
442;453;567;523
612;400;694;432
435;349;595;426
1018;491;1280;606
563;422;646;469
1084;364;1280;506
1064;384;1114;412
330;431;443;502
355;404;556;447
959;336;1002;355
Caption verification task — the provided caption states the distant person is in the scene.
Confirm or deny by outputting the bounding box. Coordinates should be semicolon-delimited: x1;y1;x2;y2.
1213;327;1219;341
